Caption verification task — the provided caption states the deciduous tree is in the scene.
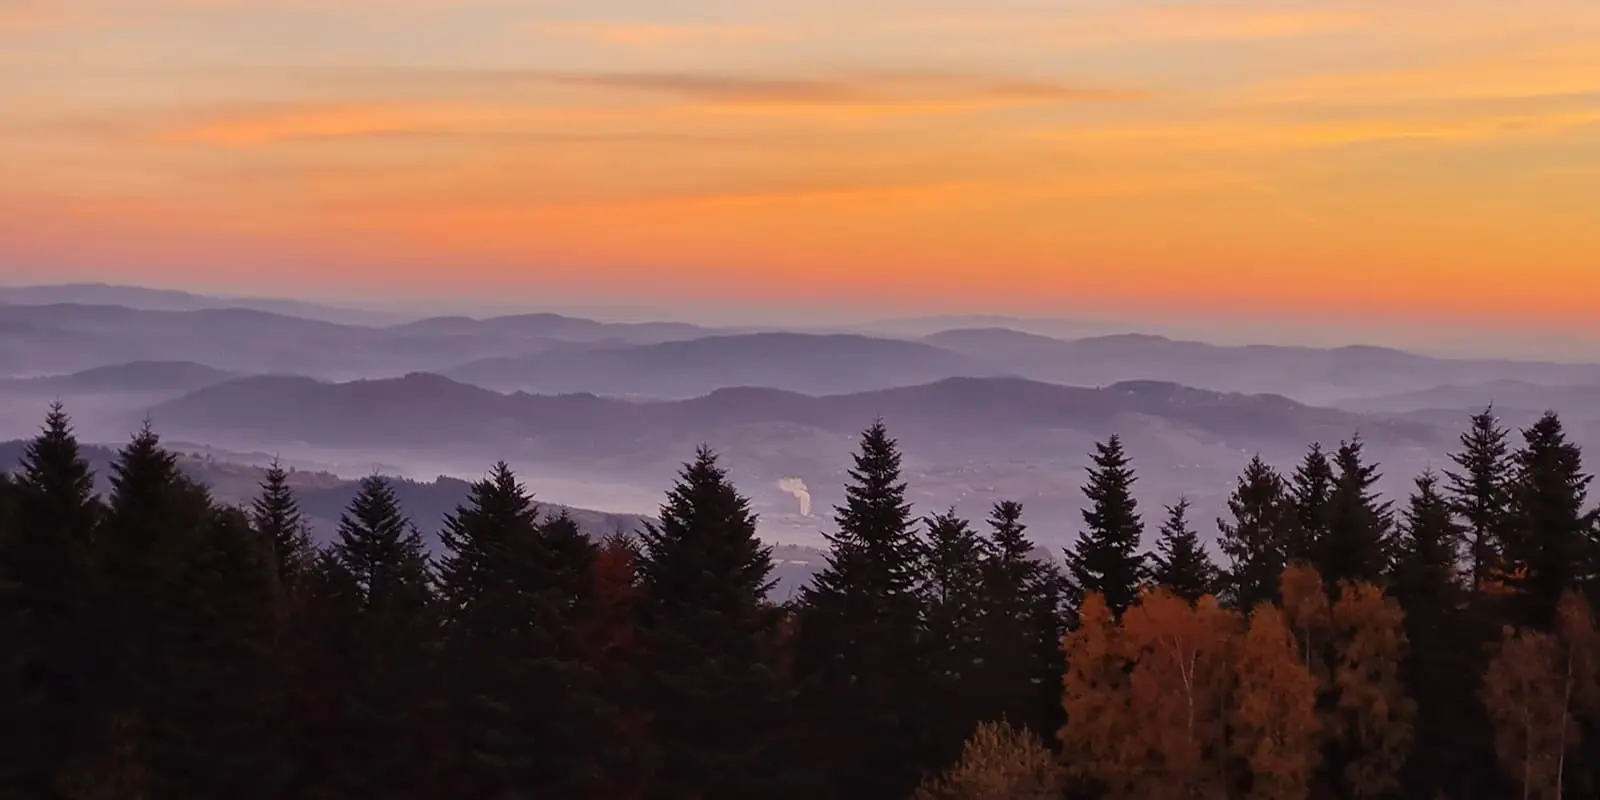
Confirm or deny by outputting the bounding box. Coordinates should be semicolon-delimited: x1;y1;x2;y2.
1231;604;1322;800
1330;581;1415;798
914;721;1063;800
1059;592;1137;798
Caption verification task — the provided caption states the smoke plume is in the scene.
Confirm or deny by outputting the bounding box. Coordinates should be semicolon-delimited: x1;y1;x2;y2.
778;477;811;517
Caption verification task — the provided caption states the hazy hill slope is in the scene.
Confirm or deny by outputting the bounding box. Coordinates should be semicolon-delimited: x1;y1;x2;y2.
390;312;714;344
926;330;1600;404
134;372;1462;550
0;282;402;325
0;361;239;394
148;372;1435;453
1339;380;1600;417
446;332;999;397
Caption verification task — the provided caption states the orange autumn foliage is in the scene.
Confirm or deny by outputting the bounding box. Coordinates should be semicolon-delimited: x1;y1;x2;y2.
1483;591;1600;800
1279;565;1332;686
913;721;1064;800
1230;604;1322;800
1120;589;1238;799
1330;580;1415;799
1059;592;1138;797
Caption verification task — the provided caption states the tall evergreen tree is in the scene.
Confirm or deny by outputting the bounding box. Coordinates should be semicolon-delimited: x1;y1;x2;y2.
794;420;928;798
0;404;102;796
978;501;1067;739
1389;471;1499;800
1390;472;1464;603
94;423;258;796
634;446;789;798
1148;497;1220;603
1503;412;1594;628
435;462;603;796
175;505;293;798
250;459;315;591
1064;435;1146;617
920;508;990;766
1289;443;1336;563
1446;407;1514;592
323;476;441;797
1217;456;1292;610
1314;435;1394;588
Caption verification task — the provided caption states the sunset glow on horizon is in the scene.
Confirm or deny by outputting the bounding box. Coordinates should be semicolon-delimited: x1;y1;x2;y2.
3;0;1599;339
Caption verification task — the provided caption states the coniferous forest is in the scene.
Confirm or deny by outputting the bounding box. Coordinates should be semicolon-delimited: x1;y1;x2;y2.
4;403;1600;799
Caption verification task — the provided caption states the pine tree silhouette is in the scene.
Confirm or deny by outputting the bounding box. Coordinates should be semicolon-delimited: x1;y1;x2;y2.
1218;456;1292;610
795;420;928;798
1149;498;1221;603
636;446;789;797
1064;435;1146;617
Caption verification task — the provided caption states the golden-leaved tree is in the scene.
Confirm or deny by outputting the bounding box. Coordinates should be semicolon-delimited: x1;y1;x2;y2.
1231;604;1322;800
912;721;1063;800
1279;565;1332;685
1120;588;1238;799
1483;591;1599;800
1059;592;1137;797
1330;580;1415;798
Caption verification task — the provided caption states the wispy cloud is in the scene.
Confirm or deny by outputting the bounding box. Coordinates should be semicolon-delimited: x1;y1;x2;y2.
153;70;1148;146
529;20;781;47
901;6;1369;46
0;3;105;33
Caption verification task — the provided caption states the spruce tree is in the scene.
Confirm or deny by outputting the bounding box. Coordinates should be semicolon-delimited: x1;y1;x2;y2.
1390;472;1464;603
1288;443;1335;563
436;462;602;796
1445;407;1514;592
1217;456;1292;610
95;423;247;796
634;446;788;798
1314;435;1394;588
250;459;315;591
0;404;101;795
1148;497;1221;603
920;508;990;766
978;501;1066;739
1064;435;1146;617
325;476;441;797
174;505;292;798
1503;412;1594;628
794;420;927;798
1389;471;1495;799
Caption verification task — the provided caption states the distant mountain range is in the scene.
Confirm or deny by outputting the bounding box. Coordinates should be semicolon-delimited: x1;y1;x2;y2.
143;373;1437;456
0;360;239;395
5;290;1599;405
0;282;404;326
6;284;1600;550
446;332;1000;397
125;372;1465;547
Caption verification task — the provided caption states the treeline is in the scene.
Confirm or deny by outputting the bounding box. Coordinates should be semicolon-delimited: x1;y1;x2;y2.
1;403;1597;799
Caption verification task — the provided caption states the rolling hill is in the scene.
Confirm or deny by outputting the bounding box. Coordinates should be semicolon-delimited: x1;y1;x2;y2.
445;332;1000;397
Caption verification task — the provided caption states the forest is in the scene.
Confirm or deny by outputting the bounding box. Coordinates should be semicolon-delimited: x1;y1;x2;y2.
1;402;1597;799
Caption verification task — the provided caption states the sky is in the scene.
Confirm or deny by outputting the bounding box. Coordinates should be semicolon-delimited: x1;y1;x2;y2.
3;0;1599;352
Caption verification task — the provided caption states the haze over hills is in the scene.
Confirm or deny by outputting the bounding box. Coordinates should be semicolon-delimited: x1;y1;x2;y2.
0;282;405;326
6;289;1600;405
129;371;1457;548
447;333;1000;397
6;284;1600;552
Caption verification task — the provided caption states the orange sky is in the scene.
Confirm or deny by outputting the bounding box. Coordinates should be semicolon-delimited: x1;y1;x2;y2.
2;0;1599;343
